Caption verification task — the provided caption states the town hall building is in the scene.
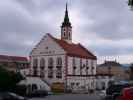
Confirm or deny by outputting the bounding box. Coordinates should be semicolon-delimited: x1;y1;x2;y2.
30;4;97;92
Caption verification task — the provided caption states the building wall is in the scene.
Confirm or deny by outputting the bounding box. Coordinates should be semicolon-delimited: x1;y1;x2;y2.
30;55;66;84
67;76;96;92
97;66;128;80
0;61;29;73
30;34;97;92
66;56;97;91
30;34;66;84
30;34;65;56
67;56;96;75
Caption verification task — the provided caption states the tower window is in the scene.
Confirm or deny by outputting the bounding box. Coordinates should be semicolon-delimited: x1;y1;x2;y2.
33;58;38;76
69;32;71;39
64;33;66;37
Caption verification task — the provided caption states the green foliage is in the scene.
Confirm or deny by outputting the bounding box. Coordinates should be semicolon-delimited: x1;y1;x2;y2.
128;0;133;8
0;65;24;91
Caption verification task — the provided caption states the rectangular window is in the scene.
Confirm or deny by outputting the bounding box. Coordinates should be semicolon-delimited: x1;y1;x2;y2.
80;59;82;75
86;60;89;75
73;58;76;75
91;60;95;75
73;58;76;66
73;67;76;75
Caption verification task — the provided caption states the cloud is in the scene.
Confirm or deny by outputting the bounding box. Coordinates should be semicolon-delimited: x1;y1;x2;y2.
0;0;133;64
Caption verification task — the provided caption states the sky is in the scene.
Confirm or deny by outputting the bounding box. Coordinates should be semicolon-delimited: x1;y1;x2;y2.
0;0;133;64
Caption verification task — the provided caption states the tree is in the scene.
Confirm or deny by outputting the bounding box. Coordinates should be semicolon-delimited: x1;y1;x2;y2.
0;65;24;91
128;0;133;9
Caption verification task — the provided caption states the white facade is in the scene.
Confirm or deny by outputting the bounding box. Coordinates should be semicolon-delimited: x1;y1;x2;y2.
66;57;96;92
30;34;66;84
30;34;97;92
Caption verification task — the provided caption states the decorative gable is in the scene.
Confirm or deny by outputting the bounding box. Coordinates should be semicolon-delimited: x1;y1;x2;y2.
30;33;66;56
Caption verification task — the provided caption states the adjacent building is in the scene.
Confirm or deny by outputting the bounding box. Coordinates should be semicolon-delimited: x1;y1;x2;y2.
97;60;129;81
96;60;130;90
0;55;29;75
30;4;97;92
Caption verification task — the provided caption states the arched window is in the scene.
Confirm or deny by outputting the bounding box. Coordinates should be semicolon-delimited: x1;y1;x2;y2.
69;32;71;39
48;58;54;78
40;58;45;78
33;59;38;68
48;58;54;67
56;57;62;78
33;58;38;76
40;58;45;69
64;33;66;37
56;57;62;66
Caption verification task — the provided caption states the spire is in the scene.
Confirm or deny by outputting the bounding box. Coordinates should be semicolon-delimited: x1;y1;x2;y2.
65;3;69;22
62;3;71;27
66;2;68;12
61;3;72;43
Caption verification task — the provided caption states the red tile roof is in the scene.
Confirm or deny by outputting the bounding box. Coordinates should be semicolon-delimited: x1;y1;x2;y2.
48;34;97;59
0;55;28;62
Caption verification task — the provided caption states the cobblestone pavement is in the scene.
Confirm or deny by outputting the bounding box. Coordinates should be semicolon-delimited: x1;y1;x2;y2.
29;94;101;100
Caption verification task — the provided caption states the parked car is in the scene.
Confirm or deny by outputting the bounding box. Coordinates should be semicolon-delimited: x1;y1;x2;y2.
105;83;131;100
1;92;27;100
28;90;48;97
116;87;133;100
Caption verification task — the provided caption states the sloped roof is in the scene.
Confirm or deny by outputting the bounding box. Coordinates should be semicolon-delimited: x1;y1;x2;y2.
0;55;28;62
48;34;97;59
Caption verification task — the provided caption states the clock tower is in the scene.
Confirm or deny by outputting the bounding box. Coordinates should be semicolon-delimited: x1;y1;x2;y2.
61;3;72;43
